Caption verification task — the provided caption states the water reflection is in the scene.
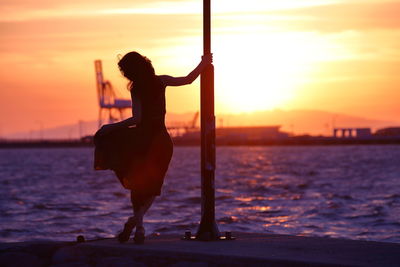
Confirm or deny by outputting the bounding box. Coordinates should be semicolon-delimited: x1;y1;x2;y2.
0;146;399;243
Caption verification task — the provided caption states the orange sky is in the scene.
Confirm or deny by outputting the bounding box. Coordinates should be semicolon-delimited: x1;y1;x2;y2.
1;0;400;136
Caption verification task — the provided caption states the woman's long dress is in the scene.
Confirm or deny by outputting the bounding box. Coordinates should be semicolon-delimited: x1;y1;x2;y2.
94;76;173;196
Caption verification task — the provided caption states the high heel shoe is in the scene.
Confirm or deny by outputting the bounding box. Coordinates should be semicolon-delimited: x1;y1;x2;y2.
117;219;136;243
133;226;145;244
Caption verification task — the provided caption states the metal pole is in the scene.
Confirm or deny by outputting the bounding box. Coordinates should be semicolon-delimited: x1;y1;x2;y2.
196;0;220;241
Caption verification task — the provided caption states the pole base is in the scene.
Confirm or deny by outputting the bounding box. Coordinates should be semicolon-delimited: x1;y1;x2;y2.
196;219;220;241
182;231;236;241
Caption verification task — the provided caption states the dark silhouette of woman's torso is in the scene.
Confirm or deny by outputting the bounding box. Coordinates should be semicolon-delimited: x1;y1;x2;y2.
132;76;166;129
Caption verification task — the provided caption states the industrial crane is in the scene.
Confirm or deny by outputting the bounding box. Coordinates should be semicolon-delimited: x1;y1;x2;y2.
94;60;132;128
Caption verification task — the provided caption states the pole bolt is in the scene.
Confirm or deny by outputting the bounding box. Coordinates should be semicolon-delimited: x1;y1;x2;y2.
184;230;192;240
76;235;85;243
225;231;232;240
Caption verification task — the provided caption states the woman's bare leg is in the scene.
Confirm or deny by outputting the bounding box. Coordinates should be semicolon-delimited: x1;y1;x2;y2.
117;215;136;243
131;193;155;227
130;192;155;244
117;190;152;243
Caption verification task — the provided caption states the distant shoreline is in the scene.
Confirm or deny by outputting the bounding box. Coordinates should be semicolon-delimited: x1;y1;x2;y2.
1;137;400;148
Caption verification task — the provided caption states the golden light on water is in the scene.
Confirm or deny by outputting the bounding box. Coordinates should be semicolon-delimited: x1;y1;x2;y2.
263;216;291;226
235;206;273;212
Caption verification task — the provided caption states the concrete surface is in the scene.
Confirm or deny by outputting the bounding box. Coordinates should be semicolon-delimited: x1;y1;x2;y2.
1;233;399;266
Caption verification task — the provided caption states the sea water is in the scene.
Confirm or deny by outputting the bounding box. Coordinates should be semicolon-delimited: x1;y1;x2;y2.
0;146;399;243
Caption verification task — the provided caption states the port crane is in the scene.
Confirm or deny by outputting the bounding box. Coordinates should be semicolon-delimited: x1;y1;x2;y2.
94;60;132;127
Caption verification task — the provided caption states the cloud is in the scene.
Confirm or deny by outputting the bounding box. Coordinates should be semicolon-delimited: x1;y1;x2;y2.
273;1;400;32
0;0;193;21
211;1;400;33
0;0;160;9
0;0;339;22
0;13;201;55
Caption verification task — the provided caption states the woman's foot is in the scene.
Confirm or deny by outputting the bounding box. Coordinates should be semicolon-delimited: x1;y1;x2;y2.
117;218;136;243
133;226;145;244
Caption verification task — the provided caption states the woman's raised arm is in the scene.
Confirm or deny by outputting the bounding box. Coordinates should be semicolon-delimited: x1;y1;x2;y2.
159;54;212;87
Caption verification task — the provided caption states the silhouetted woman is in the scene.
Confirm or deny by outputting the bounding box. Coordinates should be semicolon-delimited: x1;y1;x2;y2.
94;51;212;244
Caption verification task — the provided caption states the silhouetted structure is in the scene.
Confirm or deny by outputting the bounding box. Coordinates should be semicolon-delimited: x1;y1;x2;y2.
375;127;400;137
333;128;372;139
167;112;199;137
196;0;219;241
216;126;288;141
94;60;132;127
176;126;289;145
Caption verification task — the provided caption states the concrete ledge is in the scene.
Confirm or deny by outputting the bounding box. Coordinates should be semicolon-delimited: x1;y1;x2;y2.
1;233;399;266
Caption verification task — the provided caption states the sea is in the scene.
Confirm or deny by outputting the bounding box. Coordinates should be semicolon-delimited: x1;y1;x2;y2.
1;145;400;243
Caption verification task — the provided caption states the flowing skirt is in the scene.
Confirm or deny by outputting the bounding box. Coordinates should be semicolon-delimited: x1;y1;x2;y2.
94;122;173;196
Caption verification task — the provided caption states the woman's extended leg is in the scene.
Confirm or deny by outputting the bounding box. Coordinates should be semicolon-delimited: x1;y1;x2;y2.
131;192;155;244
117;191;155;243
117;212;137;243
131;192;155;225
117;218;135;243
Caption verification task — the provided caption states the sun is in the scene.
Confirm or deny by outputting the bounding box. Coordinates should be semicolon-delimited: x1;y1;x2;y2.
160;28;335;115
214;32;316;113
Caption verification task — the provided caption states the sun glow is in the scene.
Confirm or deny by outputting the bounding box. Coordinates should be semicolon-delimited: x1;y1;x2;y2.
213;32;330;113
162;29;341;114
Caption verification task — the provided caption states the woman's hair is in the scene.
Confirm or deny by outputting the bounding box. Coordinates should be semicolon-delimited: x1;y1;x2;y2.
118;51;156;95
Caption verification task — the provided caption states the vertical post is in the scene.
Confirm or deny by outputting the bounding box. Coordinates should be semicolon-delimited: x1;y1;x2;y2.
196;0;220;241
94;60;104;128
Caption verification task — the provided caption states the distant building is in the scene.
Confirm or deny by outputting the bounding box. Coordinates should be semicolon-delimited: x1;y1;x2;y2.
333;128;372;139
355;128;372;138
216;126;288;141
178;126;289;143
374;127;400;137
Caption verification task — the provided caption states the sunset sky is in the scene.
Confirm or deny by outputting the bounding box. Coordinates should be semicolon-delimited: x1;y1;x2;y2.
1;0;400;136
